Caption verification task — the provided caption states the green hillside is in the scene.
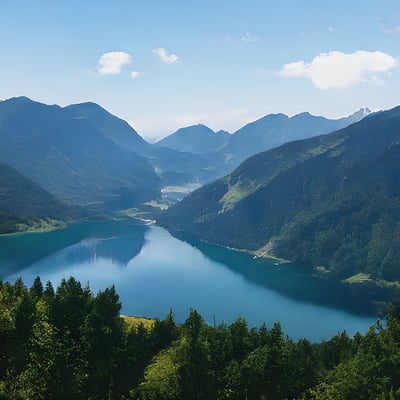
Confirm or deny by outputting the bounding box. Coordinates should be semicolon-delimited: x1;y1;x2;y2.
0;162;71;234
160;106;400;281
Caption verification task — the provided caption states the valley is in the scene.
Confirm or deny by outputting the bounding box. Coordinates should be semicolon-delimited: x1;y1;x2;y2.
2;2;400;397
1;96;399;318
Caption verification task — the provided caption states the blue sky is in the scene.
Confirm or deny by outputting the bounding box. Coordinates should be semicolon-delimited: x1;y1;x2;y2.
1;0;399;141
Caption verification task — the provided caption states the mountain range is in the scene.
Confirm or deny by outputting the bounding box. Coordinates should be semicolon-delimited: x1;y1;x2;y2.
0;96;369;212
159;106;400;282
155;107;371;177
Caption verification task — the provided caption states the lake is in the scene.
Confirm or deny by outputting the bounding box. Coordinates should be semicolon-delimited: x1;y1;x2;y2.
0;219;376;341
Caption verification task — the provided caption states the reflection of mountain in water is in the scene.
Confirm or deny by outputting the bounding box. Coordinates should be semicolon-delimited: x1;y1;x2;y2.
194;241;378;316
58;235;146;267
0;219;148;278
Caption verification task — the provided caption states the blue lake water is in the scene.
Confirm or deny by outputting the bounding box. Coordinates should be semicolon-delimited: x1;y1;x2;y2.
0;219;376;341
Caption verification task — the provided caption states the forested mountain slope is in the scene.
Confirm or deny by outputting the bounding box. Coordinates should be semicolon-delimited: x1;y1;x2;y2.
0;97;160;209
160;106;400;281
0;162;73;233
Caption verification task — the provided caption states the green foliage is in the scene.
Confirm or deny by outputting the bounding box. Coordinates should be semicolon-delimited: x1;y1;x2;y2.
135;346;182;400
3;277;400;399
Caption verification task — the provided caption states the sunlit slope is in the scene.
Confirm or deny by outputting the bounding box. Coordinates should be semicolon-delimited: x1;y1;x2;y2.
160;106;400;280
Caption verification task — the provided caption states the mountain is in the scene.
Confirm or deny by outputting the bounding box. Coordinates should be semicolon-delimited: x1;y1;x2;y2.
64;101;150;154
0;97;160;209
224;108;372;168
155;124;230;155
154;109;371;186
159;105;400;281
0;96;372;210
0;162;72;233
150;125;233;187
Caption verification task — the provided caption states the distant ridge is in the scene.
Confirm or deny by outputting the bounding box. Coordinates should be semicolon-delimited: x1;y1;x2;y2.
155;108;372;180
156;124;230;154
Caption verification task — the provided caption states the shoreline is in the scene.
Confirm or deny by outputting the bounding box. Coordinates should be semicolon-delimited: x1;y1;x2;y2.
167;231;292;264
0;219;66;237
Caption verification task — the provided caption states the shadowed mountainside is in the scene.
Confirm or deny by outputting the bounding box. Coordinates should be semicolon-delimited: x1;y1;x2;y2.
0;97;160;209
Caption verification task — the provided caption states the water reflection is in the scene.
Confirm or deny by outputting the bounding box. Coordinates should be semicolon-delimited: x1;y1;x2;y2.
0;219;148;278
194;241;376;315
0;220;376;341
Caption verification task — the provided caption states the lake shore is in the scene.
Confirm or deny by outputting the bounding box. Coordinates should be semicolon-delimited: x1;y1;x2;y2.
0;219;66;237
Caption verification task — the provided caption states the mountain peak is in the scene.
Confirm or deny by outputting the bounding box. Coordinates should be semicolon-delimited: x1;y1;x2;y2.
4;96;61;109
65;101;109;114
6;96;34;103
258;113;288;122
348;107;372;119
292;111;312;117
178;123;214;132
290;112;322;121
156;123;230;154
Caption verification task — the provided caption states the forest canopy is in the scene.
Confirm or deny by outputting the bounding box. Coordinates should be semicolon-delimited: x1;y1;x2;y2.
1;277;400;399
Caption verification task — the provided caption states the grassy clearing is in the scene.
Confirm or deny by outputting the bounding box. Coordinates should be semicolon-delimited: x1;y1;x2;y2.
343;273;371;284
315;266;331;274
253;242;291;263
220;180;259;213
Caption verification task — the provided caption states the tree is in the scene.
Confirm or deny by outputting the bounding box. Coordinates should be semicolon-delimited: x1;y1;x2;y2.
30;276;43;300
13;299;60;400
84;286;124;399
134;346;182;400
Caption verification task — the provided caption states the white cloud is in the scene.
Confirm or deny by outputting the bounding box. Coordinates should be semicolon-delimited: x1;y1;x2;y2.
97;51;132;75
152;48;180;64
278;50;397;89
241;32;260;42
130;70;139;78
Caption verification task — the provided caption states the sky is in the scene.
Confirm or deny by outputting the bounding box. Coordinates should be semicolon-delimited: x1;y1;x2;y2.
1;0;399;141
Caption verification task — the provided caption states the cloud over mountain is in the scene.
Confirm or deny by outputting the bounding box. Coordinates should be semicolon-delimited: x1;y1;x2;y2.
278;50;397;89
